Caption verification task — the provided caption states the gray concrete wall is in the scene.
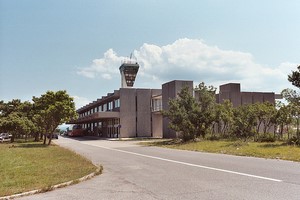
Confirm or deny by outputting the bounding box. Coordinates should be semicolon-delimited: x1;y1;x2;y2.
230;92;242;107
241;92;253;105
219;83;240;93
151;89;162;96
152;113;163;138
263;93;275;104
218;91;242;107
136;89;152;137
162;81;175;138
253;93;264;103
219;83;276;107
218;92;230;104
219;83;241;107
241;92;275;105
120;88;163;138
119;88;137;137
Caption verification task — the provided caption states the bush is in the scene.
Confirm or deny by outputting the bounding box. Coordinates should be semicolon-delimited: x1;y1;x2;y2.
287;136;300;146
207;135;220;141
257;134;276;143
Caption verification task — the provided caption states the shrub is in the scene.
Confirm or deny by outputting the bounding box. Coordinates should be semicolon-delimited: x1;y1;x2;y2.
207;135;220;141
287;136;300;146
257;134;276;143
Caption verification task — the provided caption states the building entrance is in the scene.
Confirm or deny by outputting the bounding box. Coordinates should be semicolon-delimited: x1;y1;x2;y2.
97;118;120;138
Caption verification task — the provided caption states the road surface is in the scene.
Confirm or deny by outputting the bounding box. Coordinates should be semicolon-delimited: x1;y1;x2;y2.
20;136;300;200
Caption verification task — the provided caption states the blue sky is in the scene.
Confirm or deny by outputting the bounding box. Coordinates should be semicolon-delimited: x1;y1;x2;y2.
1;0;299;108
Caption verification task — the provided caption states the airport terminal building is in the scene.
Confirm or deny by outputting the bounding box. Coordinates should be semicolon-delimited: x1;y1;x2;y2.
69;61;280;138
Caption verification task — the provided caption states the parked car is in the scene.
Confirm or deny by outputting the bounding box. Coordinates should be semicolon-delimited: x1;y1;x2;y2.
0;133;12;142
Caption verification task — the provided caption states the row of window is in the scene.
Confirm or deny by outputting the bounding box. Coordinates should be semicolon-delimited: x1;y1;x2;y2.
79;99;120;118
79;97;163;117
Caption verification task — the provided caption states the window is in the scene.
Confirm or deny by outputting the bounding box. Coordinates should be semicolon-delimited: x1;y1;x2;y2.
108;101;113;110
114;99;120;108
103;104;107;112
152;98;162;112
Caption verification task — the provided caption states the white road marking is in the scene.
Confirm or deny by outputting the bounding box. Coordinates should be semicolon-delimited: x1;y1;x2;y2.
83;142;283;182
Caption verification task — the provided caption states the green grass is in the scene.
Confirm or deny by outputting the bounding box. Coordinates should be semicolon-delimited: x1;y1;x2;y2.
0;142;97;197
145;139;300;162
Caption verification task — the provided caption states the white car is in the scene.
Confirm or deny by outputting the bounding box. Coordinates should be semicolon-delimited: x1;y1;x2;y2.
0;133;12;142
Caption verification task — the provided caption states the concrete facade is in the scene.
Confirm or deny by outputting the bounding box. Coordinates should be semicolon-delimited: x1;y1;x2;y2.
70;87;164;138
70;81;280;139
217;83;276;106
119;88;137;138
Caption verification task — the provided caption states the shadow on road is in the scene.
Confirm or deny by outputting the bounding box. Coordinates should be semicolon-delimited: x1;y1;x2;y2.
60;135;113;142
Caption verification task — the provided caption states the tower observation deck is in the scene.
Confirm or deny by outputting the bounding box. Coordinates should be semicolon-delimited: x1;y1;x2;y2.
119;60;139;88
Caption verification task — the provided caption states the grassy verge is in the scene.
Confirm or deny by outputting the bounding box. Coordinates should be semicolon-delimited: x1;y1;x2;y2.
0;142;97;197
145;140;300;162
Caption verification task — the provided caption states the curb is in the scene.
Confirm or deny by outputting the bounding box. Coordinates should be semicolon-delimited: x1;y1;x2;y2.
0;165;103;200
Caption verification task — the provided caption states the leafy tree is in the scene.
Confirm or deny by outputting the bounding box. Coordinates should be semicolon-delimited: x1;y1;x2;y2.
253;102;276;135
0;99;22;117
163;82;216;142
32;113;46;141
285;65;300;143
0;100;36;142
281;88;300;141
163;86;199;142
288;65;300;88
275;102;293;138
1;113;35;142
194;82;217;138
232;104;257;141
32;90;77;145
281;88;300;105
214;100;234;136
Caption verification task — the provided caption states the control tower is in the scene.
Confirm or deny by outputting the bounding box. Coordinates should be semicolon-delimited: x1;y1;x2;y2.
119;60;139;88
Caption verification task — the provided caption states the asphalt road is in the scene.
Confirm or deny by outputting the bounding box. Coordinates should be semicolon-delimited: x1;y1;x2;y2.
20;136;300;200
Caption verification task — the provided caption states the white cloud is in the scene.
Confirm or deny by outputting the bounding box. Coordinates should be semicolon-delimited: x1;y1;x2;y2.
77;49;122;79
102;73;112;80
72;95;92;109
77;38;298;93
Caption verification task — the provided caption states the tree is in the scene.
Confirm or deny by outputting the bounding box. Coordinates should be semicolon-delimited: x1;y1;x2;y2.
163;86;199;142
232;104;257;141
163;82;217;141
32;90;77;145
286;65;300;143
253;102;276;135
214;100;234;136
282;88;300;141
194;82;217;138
288;65;300;88
275;102;293;138
0;100;36;142
281;88;300;105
